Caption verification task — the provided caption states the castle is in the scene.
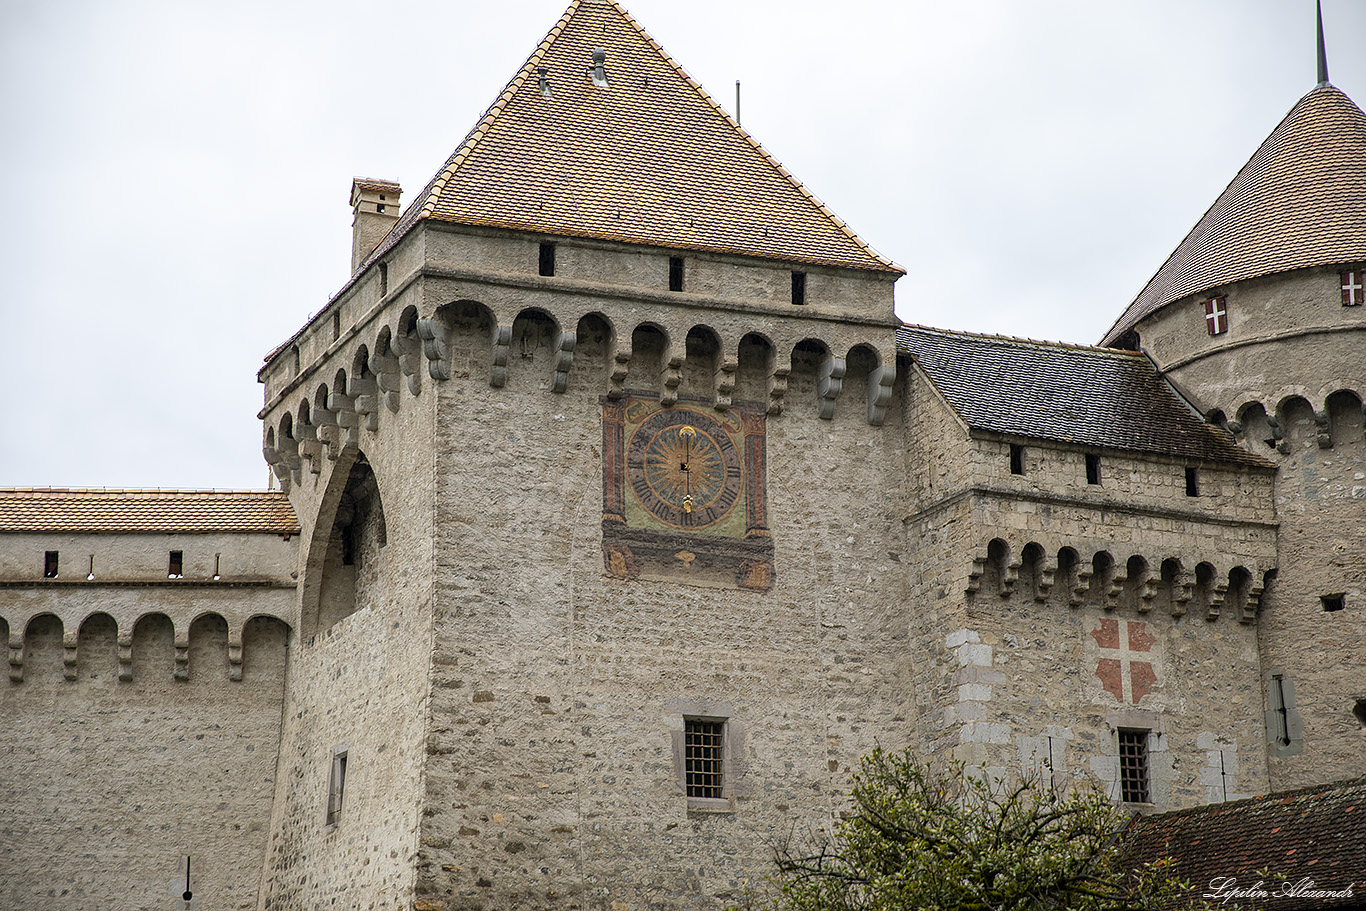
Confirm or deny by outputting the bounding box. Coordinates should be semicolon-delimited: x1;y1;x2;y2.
2;1;1363;908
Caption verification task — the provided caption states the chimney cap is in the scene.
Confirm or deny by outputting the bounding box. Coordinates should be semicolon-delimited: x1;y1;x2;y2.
350;177;402;206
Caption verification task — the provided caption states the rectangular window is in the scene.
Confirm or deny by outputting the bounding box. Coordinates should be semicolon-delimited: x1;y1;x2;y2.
539;242;556;277
1085;453;1102;485
43;551;59;578
1321;593;1345;612
1009;443;1024;476
791;271;806;306
669;256;684;292
1342;269;1363;306
325;748;348;830
168;551;183;579
684;719;724;799
1185;466;1199;497
1117;729;1150;803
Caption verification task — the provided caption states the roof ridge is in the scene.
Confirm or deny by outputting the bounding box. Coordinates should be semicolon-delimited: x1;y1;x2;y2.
899;321;1143;357
608;0;900;273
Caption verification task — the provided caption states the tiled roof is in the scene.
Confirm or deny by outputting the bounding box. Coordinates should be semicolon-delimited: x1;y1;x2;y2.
0;489;301;534
357;0;899;280
897;324;1268;466
1103;85;1366;345
1121;777;1366;910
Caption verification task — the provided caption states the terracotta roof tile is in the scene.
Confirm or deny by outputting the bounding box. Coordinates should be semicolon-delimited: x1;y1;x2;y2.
1103;85;1366;345
356;0;899;280
1122;777;1366;909
898;324;1268;467
0;489;301;534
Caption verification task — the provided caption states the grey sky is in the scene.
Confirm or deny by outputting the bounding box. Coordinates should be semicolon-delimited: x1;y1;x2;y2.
2;0;1361;489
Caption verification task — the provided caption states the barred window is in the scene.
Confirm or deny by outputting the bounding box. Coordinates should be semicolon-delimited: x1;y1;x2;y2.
1118;729;1150;803
684;719;724;799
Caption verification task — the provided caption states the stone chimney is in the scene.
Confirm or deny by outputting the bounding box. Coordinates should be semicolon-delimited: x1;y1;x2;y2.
349;178;401;274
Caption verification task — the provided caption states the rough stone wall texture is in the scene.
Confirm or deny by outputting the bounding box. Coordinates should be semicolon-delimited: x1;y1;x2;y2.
1135;265;1366;792
0;594;290;910
388;233;910;911
256;276;438;910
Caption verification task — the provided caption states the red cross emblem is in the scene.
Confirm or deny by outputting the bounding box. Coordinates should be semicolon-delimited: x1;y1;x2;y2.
1342;270;1363;307
1203;296;1228;335
1092;618;1157;704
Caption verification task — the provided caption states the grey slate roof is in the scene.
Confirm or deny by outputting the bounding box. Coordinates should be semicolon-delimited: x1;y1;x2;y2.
1102;85;1366;346
897;324;1268;467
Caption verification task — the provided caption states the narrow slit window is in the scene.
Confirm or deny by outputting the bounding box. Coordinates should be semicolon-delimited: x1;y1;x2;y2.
1321;593;1345;612
325;748;348;829
1185;466;1199;497
1085;453;1102;485
1271;675;1292;746
1117;728;1150;803
684;719;724;799
669;256;684;292
791;271;806;306
44;550;59;578
378;262;388;296
332;310;342;341
539;242;556;277
168;551;183;579
1009;443;1024;476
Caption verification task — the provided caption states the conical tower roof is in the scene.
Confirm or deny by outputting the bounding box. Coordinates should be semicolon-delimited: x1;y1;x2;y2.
1102;85;1366;346
360;0;899;278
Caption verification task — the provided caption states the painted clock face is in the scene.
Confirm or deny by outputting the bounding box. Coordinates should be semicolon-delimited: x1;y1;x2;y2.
626;408;742;529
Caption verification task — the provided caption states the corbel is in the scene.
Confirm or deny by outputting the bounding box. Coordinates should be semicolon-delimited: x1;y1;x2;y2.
550;330;576;394
607;339;632;400
490;324;512;388
1314;410;1332;449
117;630;133;681
369;348;403;413
63;630;78;681
965;556;987;595
328;388;358;446
817;355;845;421
767;362;790;416
227;628;244;682
867;362;895;426
1069;567;1093;607
713;354;737;412
1001;557;1020;598
392;331;424;395
8;630;24;682
660;344;683;407
416;317;452;380
1035;556;1057;603
1206;582;1228;621
173;630;190;681
347;375;380;432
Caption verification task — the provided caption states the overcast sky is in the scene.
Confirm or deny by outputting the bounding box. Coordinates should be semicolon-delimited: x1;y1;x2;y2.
2;0;1362;489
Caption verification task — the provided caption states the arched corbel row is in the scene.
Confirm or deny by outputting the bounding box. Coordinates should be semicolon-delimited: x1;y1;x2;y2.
817;355;845;421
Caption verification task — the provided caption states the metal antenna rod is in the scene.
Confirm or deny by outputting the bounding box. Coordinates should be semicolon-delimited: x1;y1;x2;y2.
735;80;741;125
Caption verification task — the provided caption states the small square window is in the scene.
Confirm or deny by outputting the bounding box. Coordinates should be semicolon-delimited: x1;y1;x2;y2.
1342;270;1363;307
168;551;183;579
43;551;59;578
1185;466;1199;497
791;271;806;306
1117;728;1150;803
684;719;724;799
1321;593;1345;612
1009;443;1024;476
668;256;684;292
326;748;348;830
539;242;556;277
1085;453;1102;485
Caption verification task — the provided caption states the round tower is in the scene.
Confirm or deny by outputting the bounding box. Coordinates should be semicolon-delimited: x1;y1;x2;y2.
1102;76;1366;791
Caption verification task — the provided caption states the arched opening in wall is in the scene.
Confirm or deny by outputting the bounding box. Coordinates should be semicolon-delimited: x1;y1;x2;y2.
789;339;830;415
77;612;118;683
241;616;291;683
188;613;229;685
131;613;175;686
510;308;560;388
1123;555;1149;612
1159;558;1184;615
735;332;773;405
1088;552;1116;606
1236;402;1276;452
1018;542;1046;603
628;324;667;395
21;614;63;685
574;313;612;386
1193;562;1217;616
1327;390;1364;447
1206;408;1227;429
434;299;496;381
843;345;878;420
1277;396;1316;452
308;452;389;639
1227;566;1252;619
682;325;721;401
1057;547;1081;604
978;538;1009;599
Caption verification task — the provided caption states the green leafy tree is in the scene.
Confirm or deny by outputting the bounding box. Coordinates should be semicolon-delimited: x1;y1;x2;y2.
749;747;1215;911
